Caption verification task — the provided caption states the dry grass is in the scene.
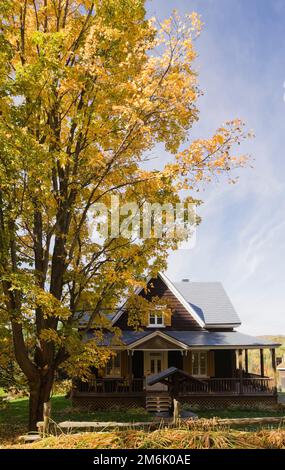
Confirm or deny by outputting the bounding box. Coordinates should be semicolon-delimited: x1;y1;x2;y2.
7;428;285;449
1;415;284;449
0;424;27;447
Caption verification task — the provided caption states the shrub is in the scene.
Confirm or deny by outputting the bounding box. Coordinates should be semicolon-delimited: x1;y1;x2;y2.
181;403;201;412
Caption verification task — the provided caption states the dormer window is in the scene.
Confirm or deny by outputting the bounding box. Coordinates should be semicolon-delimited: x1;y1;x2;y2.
148;309;165;327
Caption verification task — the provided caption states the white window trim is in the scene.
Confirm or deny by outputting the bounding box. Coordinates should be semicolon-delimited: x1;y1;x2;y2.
148;311;165;328
192;351;208;377
105;352;121;377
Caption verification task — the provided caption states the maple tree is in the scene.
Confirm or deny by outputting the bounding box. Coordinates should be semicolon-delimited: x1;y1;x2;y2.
0;0;250;429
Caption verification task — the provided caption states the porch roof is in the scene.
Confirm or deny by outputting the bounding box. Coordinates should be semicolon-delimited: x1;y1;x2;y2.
165;330;280;349
85;329;280;349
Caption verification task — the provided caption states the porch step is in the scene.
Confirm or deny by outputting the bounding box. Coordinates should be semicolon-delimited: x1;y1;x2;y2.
146;394;172;413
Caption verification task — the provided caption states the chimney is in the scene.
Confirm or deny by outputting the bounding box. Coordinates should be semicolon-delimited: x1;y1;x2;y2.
182;278;190;282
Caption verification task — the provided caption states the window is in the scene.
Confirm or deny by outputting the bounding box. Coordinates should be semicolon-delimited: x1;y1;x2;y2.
105;353;121;377
192;352;207;376
148;311;164;327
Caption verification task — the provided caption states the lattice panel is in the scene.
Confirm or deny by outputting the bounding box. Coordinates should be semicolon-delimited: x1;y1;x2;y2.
72;396;144;411
72;395;277;411
179;396;278;410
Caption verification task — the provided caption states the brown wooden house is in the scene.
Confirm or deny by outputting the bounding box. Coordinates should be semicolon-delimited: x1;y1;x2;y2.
72;272;280;412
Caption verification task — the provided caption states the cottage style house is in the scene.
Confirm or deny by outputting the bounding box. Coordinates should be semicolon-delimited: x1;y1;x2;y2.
72;272;279;412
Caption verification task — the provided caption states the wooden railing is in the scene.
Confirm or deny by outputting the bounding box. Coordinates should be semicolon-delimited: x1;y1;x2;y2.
180;377;274;395
75;376;274;396
75;377;144;394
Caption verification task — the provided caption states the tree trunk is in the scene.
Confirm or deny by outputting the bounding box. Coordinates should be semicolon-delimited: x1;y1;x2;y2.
28;372;54;431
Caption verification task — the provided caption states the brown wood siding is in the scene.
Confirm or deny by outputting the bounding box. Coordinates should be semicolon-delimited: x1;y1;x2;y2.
214;350;236;377
183;352;192;374
208;351;215;377
168;351;183;369
115;277;202;330
132;351;144;378
121;351;128;377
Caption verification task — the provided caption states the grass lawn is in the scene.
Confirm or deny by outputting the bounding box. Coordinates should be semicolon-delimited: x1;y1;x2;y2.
1;394;285;426
0;395;285;425
0;394;150;427
0;395;284;447
0;394;150;447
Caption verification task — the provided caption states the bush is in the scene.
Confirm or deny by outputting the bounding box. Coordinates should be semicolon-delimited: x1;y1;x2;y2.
181;403;200;412
128;407;148;416
227;402;279;412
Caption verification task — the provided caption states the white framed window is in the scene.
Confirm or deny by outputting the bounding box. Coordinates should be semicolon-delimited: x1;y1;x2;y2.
148;311;164;327
192;351;208;377
105;352;121;377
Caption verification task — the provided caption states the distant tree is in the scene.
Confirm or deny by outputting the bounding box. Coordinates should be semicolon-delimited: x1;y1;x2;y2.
0;0;249;429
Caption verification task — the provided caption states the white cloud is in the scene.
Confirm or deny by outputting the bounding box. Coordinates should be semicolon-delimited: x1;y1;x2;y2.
159;0;285;335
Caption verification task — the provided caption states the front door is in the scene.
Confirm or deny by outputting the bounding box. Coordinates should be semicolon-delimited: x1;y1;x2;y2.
144;352;167;391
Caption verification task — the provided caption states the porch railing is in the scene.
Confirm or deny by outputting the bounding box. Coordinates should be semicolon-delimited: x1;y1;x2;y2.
75;377;144;394
74;376;274;395
180;377;274;395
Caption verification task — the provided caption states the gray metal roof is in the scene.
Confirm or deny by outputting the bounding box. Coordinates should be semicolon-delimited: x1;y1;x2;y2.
84;329;149;346
85;329;280;349
166;330;280;348
173;281;241;326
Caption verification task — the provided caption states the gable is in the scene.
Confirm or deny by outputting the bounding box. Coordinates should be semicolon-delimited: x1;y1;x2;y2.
127;330;188;350
131;335;184;350
114;276;202;330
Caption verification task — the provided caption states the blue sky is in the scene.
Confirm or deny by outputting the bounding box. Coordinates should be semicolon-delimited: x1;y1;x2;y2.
146;0;285;335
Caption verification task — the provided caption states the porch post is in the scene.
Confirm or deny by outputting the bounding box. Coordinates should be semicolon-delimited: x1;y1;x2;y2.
271;348;277;396
128;351;133;392
245;349;249;374
260;349;264;377
238;349;243;395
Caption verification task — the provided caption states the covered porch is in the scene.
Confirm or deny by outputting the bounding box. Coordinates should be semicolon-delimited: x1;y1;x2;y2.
72;347;278;398
72;330;279;410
